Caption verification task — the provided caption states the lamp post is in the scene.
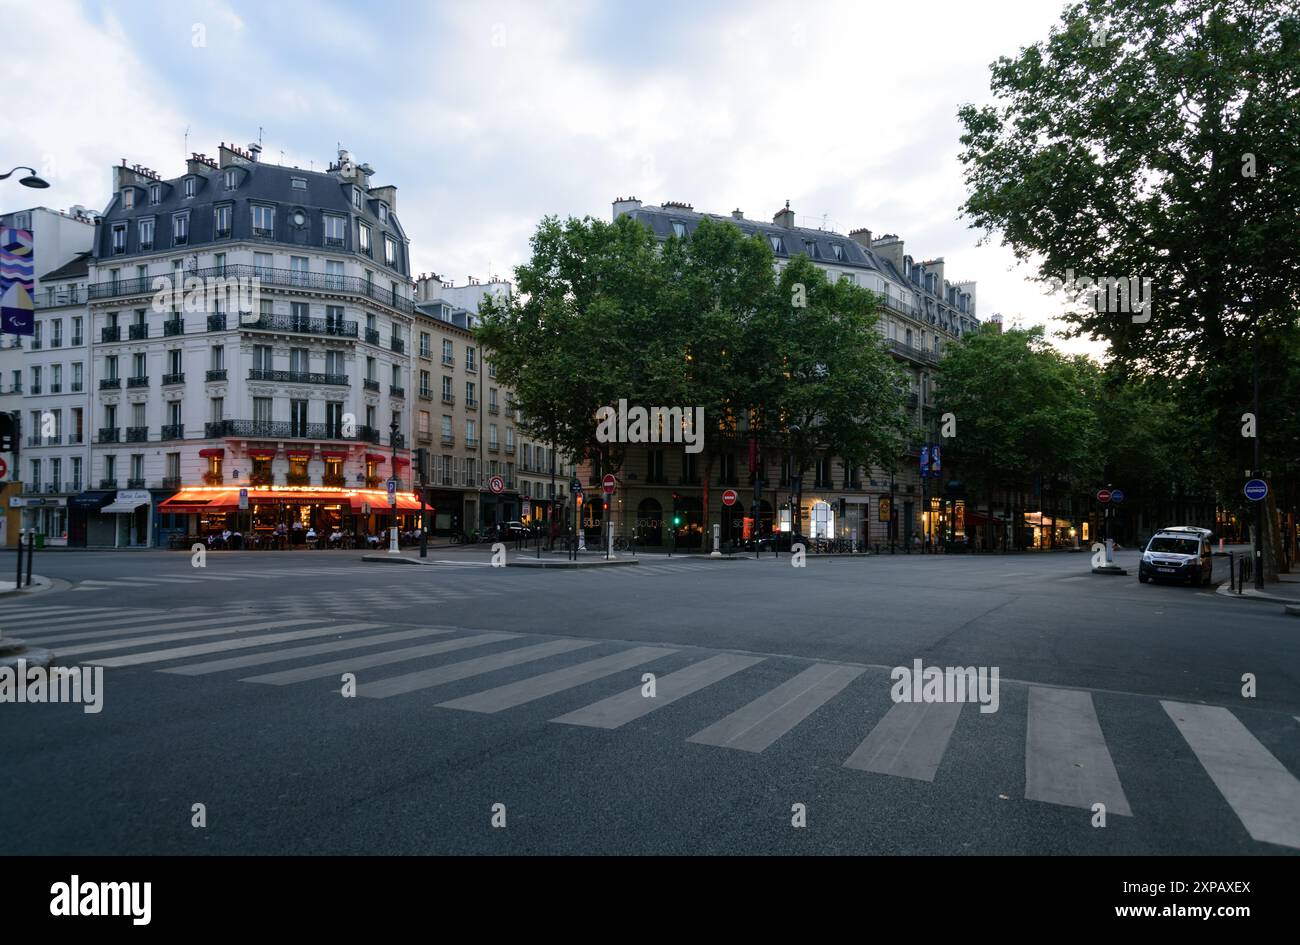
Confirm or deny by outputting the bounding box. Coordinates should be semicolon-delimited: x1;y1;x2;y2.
787;424;801;546
388;415;400;554
0;166;50;189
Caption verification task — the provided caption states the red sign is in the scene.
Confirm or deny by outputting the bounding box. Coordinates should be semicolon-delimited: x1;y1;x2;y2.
0;457;7;480
1097;489;1111;503
722;489;737;506
489;476;505;495
602;474;616;494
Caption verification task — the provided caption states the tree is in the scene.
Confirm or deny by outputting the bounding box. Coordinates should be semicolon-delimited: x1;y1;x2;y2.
957;0;1300;574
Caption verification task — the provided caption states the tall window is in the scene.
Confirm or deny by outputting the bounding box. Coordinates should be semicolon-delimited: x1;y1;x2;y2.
290;399;308;438
172;213;189;245
214;204;231;238
252;205;275;236
358;223;371;256
253;397;272;425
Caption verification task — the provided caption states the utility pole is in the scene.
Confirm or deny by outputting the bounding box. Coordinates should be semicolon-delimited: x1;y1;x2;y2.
1253;322;1265;590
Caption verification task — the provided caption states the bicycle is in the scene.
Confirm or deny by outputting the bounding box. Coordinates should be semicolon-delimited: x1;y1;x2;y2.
612;535;632;552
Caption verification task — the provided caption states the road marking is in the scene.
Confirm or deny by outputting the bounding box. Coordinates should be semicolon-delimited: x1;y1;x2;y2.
245;632;522;686
1025;687;1132;816
55;618;319;656
843;701;964;781
438;646;678;713
0;604;103;618
162;627;454;675
88;623;385;667
1162;701;1300;850
78;579;171;587
0;606;142;626
359;638;599;699
691;663;865;753
552;653;764;729
26;611;256;645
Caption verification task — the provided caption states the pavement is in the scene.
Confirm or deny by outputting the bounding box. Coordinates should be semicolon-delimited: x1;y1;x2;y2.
1;544;1298;855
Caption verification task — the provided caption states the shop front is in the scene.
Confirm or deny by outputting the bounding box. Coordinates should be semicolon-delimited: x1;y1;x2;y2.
68;490;114;547
100;489;152;547
15;496;69;546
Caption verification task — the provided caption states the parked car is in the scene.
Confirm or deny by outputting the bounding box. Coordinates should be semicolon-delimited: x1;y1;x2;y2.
1138;528;1214;586
499;521;534;540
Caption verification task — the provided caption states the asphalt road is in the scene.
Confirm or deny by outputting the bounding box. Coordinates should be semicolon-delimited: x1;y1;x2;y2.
2;545;1297;855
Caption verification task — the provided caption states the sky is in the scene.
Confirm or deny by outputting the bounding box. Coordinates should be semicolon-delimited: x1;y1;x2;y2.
4;0;1104;358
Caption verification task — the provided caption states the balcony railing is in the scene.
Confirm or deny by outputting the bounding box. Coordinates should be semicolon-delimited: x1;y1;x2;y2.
504;443;515;454
441;355;454;367
363;379;380;392
71;382;83;393
208;313;227;331
100;478;118;489
441;434;454;446
390;386;405;398
365;327;380;344
205;419;381;443
441;393;455;405
126;478;146;489
488;403;499;414
488;442;499;453
161;477;181;489
248;369;349;386
126;426;149;442
66;482;82;493
68;432;83;445
129;323;149;339
887;338;939;365
390;338;405;354
88;264;414;314
465;398;478;409
163;319;184;336
101;326;121;342
50;384;61;394
242;312;359;339
253;226;274;239
161;424;184;440
419;388;433;400
206;369;228;382
29;384;41;394
325;237;345;249
127;376;149;388
98;428;120;443
163;372;185;385
31;339;41;350
51;338;62;348
99;377;121;390
28;435;61;446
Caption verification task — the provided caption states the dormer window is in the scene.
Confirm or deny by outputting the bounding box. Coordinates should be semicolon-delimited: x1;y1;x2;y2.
149;184;161;206
184;177;196;198
291;177;307;190
378;203;388;224
671;222;686;239
122;189;134;209
803;240;819;259
769;236;785;253
224;169;238;190
111;224;126;255
832;244;844;261
352;187;363;210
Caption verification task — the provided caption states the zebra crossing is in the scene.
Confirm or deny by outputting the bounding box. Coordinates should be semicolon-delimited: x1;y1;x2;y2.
3;597;1298;850
69;566;365;592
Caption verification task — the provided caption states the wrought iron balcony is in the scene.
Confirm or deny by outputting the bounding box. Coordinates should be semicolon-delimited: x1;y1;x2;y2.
129;323;149;339
206;419;381;443
163;372;185;385
126;426;149;442
126;478;146;489
127;376;149;388
99;428;120;444
99;478;118;488
99;377;121;390
66;481;82;493
68;432;83;445
248;369;349;386
242;312;359;339
160;424;184;440
465;398;478;409
29;384;40;394
324;236;345;249
365;327;380;344
488;403;499;414
161;477;181;489
208;313;227;331
419;388;433;400
163;319;184;336
441;393;455;405
441;434;454;446
390;386;405;398
206;369;228;382
390;337;405;354
101;326;122;342
363;378;380;391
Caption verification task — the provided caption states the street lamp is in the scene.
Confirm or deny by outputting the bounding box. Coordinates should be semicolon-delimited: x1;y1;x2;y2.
787;424;801;545
0;166;50;189
388;414;400;554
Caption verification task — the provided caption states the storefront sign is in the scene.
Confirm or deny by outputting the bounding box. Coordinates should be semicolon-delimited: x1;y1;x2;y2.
115;490;151;506
878;497;892;522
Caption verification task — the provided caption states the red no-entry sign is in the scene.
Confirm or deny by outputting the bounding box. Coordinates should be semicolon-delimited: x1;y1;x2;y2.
602;474;616;494
1097;489;1111;503
722;489;738;506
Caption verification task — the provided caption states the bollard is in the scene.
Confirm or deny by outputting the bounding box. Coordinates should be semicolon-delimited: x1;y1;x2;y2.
26;529;35;587
16;528;24;588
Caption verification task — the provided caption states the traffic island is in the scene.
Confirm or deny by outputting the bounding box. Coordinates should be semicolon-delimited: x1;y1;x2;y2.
1091;564;1128;576
509;556;639;569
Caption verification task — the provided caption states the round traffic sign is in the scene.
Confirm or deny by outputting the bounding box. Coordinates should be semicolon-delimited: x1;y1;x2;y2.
722;489;737;506
1110;488;1124;503
602;473;616;495
1097;489;1111;503
0;456;8;479
489;476;505;495
1244;478;1268;502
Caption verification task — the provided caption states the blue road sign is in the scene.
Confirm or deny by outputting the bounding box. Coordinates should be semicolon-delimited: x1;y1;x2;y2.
919;445;930;478
1110;488;1125;503
1244;479;1268;502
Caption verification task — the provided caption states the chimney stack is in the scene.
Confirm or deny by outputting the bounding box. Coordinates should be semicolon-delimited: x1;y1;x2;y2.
870;234;905;273
731;208;744;220
849;227;873;248
773;200;795;228
612;196;642;220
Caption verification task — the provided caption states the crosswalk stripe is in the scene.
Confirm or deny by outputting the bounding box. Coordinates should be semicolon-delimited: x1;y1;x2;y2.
438;646;678;713
1162;701;1300;850
1025;687;1132;816
78;579;162;587
691;663;865;753
552;653;764;729
842;701;963;781
9;607;192;632
0;606;127;622
55;618;320;657
25;611;248;644
162;627;454;675
0;604;97;617
243;631;521;686
88;623;385;667
358;639;598;700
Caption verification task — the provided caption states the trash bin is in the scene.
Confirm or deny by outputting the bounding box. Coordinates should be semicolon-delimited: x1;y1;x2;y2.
35;533;45;549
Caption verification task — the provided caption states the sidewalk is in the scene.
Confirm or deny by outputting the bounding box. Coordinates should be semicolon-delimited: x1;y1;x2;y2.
1215;568;1300;606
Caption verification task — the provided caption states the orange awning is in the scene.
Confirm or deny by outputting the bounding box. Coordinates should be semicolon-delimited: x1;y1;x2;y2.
157;486;421;512
157;488;241;513
351;492;423;512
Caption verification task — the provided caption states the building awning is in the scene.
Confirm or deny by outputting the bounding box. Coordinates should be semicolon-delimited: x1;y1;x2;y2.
394;456;410;467
248;448;276;459
102;492;151;514
364;453;388;464
350;492;424;512
68;491;115;510
157;489;241;513
286;450;313;461
321;450;349;459
158;486;422;513
198;448;225;458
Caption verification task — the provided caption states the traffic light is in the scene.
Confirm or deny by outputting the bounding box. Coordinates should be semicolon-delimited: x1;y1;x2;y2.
671;491;681;527
413;447;430;484
0;412;15;454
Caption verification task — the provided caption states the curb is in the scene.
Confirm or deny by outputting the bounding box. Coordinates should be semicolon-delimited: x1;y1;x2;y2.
1213;583;1300;606
0;576;54;597
509;557;639;569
